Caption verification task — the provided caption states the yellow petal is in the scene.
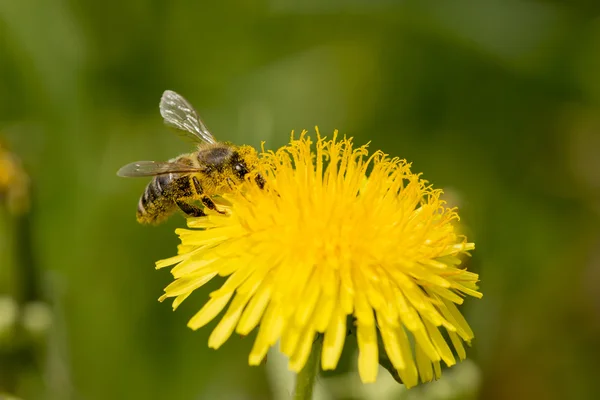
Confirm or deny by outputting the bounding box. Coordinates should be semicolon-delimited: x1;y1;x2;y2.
188;293;233;330
172;292;191;310
412;325;440;363
442;298;474;341
249;303;281;365
236;283;272;336
415;344;433;383
356;319;378;383
208;292;252;349
395;326;419;388
281;323;301;356
321;308;346;370
288;327;317;372
377;315;405;370
448;330;467;360
163;272;218;297
424;319;456;367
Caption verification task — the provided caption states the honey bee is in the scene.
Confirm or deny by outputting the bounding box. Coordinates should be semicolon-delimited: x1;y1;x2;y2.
117;90;264;224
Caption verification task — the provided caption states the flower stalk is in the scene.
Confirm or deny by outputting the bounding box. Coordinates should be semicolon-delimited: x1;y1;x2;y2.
293;335;322;400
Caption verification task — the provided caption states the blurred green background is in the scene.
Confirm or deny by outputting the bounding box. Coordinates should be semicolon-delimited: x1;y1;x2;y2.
1;1;600;399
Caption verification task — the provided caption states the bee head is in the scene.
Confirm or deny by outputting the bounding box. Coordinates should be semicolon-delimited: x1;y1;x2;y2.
232;145;261;185
233;160;249;179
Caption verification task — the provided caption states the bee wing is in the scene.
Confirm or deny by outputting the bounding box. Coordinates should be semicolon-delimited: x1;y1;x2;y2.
159;90;217;144
117;161;203;177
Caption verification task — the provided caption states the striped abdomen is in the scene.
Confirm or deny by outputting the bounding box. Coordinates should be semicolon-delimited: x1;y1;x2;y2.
136;173;185;224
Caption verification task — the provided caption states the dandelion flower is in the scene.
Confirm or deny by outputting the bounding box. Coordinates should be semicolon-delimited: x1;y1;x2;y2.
157;131;481;387
0;140;29;215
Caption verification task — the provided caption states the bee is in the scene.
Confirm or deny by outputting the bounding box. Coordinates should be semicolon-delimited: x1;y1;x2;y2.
117;90;264;224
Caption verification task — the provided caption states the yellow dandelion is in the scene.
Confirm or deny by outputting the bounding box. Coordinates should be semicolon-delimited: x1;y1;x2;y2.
157;131;481;388
0;140;30;215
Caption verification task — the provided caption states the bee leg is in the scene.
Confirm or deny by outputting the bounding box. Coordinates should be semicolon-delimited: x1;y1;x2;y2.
255;173;265;189
200;196;226;215
225;177;236;190
176;200;206;217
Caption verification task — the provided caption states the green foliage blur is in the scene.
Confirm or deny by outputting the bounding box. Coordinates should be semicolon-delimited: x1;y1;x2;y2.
2;1;600;399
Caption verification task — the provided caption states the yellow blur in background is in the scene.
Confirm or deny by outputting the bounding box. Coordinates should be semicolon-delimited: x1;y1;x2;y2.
1;1;600;399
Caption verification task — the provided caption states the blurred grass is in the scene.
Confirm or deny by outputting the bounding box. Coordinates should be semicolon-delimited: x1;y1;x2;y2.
1;1;600;399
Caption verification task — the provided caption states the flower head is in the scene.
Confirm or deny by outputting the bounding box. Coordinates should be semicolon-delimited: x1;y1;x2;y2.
0;140;29;215
157;131;481;387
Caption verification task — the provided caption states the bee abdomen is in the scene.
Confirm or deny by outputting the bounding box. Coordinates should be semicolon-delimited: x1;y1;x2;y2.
136;174;176;224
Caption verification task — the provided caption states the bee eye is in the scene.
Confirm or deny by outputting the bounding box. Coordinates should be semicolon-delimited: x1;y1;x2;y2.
234;163;248;178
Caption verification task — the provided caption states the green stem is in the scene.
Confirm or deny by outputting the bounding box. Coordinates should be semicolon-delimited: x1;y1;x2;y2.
293;335;322;400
